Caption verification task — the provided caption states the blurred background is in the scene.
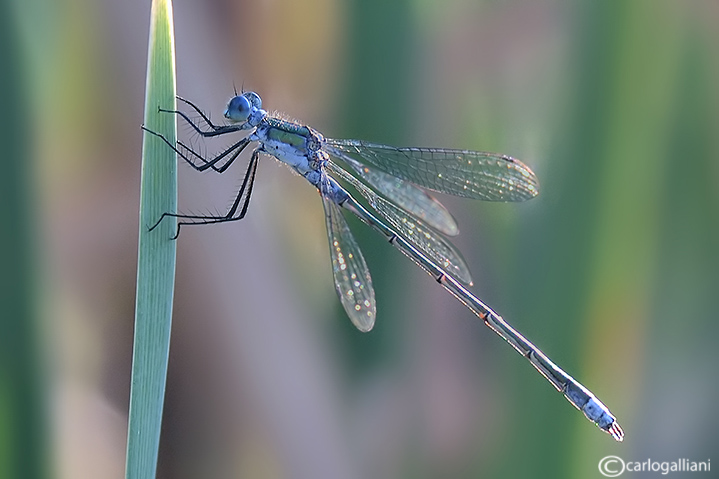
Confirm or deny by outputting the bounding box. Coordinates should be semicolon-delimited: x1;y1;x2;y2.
2;0;718;478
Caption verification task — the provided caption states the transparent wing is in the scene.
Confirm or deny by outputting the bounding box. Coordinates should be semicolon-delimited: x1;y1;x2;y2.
326;160;473;285
321;192;376;332
326;147;458;236
325;139;539;201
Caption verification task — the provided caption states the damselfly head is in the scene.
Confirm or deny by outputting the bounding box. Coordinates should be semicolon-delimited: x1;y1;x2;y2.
224;95;251;123
224;91;264;125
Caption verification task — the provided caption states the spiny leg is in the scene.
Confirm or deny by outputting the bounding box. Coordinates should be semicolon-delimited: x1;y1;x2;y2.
141;126;251;173
176;96;224;131
158;105;243;138
149;150;260;239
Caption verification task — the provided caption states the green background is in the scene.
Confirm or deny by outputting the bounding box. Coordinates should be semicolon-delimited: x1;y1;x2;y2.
3;0;717;478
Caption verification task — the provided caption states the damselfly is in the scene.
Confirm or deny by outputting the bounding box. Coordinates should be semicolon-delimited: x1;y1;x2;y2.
143;91;624;441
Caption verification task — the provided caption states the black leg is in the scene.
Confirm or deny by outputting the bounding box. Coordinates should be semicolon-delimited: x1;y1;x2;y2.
209;139;251;174
176;96;223;131
159;95;246;138
141;126;251;173
158;106;243;138
149;149;261;239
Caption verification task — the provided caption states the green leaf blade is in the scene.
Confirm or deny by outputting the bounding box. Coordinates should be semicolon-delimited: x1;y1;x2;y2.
126;0;177;477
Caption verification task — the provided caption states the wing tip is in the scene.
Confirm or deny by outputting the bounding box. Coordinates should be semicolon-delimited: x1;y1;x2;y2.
352;314;376;332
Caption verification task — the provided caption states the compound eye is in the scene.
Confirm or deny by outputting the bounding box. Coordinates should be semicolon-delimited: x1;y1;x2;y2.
243;91;262;109
224;95;251;122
